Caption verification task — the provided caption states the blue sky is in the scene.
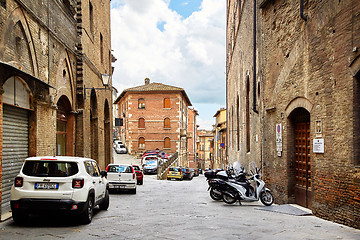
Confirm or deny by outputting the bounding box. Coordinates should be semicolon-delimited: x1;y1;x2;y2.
168;0;202;18
110;0;226;130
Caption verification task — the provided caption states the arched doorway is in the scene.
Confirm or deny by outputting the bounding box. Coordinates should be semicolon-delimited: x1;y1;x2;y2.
90;89;98;162
288;107;312;209
56;96;74;156
1;76;31;215
104;100;110;166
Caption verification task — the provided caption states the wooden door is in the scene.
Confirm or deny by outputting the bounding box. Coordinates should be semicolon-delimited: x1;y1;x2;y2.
294;122;312;208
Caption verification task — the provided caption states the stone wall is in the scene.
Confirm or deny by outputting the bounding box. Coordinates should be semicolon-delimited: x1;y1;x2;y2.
227;0;360;228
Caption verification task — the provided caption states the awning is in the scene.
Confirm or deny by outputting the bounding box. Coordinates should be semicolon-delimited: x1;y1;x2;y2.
0;61;54;89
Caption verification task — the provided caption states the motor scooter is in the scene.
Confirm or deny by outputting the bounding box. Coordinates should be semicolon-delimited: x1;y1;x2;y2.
206;165;247;201
222;162;274;206
205;169;229;200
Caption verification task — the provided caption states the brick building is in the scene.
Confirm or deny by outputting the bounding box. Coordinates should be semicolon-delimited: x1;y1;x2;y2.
0;0;113;220
213;108;227;169
187;107;198;168
226;0;360;228
114;78;192;166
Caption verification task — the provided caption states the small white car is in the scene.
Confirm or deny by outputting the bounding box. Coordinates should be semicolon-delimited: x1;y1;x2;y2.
10;156;109;224
115;144;127;154
106;164;136;194
113;140;122;149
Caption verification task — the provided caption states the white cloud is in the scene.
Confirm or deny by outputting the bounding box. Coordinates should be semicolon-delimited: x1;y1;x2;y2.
111;0;226;129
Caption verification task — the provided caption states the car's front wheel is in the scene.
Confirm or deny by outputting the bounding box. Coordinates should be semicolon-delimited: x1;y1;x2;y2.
80;195;94;224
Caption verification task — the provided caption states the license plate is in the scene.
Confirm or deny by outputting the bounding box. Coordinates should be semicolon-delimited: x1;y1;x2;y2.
112;185;125;189
35;182;59;190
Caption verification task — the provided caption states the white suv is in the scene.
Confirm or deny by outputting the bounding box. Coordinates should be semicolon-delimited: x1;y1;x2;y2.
10;156;109;224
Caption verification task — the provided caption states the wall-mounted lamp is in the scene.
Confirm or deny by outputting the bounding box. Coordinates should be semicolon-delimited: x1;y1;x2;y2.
84;74;112;99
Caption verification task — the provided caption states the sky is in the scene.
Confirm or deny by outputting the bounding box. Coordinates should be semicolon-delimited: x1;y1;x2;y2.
110;0;226;130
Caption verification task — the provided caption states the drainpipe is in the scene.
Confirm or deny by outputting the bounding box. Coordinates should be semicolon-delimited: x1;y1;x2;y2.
300;0;308;21
253;0;258;114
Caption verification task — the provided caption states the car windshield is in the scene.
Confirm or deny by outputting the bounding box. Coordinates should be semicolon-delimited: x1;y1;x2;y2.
107;165;132;173
120;144;125;148
170;167;180;172
22;161;78;177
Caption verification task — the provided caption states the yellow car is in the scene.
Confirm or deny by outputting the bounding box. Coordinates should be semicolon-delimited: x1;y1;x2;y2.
167;167;183;180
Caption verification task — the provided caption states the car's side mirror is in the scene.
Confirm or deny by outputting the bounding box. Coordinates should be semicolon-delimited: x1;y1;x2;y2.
100;170;107;178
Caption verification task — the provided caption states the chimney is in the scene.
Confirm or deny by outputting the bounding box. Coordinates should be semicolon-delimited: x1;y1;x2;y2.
145;78;150;85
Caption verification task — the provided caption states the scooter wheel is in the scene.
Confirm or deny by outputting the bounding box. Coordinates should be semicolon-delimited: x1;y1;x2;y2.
222;192;237;204
210;188;222;201
260;190;274;206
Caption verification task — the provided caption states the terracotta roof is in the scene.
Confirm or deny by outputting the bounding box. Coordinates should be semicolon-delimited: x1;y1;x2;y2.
114;81;192;106
126;82;184;92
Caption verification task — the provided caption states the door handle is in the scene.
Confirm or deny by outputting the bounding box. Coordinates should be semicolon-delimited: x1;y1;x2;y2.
93;181;96;184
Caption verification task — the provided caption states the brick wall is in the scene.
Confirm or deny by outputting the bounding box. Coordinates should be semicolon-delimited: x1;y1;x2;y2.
227;0;360;228
260;0;360;228
0;0;113;217
226;0;262;171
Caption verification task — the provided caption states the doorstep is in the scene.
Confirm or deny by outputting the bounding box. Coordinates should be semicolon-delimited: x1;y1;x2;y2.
1;211;12;222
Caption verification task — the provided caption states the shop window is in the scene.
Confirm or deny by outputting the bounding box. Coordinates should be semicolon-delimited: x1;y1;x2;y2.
164;137;171;149
56;96;72;156
139;137;145;149
138;98;145;109
164;98;170;108
138;118;145;129
164;117;170;128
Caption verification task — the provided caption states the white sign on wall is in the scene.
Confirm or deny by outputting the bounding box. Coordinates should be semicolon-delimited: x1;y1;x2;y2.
276;123;282;156
313;139;324;153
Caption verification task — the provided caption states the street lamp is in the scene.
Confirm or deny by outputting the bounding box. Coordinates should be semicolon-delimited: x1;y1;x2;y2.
84;73;112;99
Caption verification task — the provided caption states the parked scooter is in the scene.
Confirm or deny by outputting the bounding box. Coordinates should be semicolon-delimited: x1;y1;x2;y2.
205;169;228;201
222;162;274;206
205;165;247;201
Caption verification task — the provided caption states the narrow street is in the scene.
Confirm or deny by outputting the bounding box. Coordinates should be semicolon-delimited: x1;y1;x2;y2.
0;153;359;240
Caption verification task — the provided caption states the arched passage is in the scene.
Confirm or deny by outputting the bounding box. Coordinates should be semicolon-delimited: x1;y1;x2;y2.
90;89;98;162
104;99;110;166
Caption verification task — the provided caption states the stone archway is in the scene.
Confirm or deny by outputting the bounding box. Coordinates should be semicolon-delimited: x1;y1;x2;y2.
90;89;98;162
104;99;110;166
286;97;313;209
56;95;74;156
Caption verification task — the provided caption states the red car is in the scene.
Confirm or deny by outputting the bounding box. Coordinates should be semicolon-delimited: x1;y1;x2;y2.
132;165;143;185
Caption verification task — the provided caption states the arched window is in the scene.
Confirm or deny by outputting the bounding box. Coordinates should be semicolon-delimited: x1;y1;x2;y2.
164;98;170;108
138;118;145;129
138;98;145;109
139;137;145;149
56;96;74;156
164;117;170;128
164;137;171;149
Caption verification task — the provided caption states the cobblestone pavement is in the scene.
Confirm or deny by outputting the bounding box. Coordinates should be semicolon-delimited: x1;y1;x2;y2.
0;153;359;240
